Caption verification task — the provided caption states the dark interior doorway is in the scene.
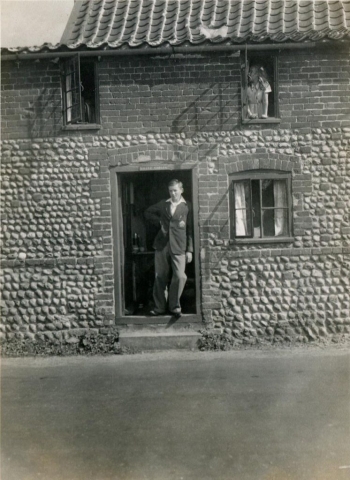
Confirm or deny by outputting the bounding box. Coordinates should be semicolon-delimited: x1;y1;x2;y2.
118;170;197;317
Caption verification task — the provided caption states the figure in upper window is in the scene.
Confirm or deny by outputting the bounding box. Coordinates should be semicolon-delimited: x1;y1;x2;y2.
241;53;279;123
246;64;272;119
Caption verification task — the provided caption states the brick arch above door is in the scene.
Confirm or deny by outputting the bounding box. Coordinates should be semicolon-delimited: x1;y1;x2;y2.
106;144;199;168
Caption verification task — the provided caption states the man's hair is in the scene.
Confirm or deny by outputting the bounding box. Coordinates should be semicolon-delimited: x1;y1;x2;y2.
168;179;183;189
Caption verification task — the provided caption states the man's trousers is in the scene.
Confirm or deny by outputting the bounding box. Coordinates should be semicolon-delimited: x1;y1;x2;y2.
153;243;187;314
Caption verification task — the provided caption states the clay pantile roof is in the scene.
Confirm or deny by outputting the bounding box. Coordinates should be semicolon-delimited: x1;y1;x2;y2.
3;0;350;54
61;0;350;47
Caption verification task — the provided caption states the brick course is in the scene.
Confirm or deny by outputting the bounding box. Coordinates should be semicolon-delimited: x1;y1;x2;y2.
2;50;350;140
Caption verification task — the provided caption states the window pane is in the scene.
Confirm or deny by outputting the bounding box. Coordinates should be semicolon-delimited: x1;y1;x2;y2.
63;56;82;124
273;180;288;235
262;209;289;237
262;209;275;237
262;179;274;207
80;61;96;123
70;88;81;120
273;180;287;207
234;181;251;237
274;209;288;236
251;180;261;238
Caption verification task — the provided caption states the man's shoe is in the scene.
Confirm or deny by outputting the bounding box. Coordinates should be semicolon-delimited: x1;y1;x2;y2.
150;310;165;316
170;310;182;319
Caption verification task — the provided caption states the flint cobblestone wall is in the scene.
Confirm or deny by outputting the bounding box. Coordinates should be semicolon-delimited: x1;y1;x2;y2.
1;137;115;341
1;126;349;343
207;252;349;343
1;263;106;341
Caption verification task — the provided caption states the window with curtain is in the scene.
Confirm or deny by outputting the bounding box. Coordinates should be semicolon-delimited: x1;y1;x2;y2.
230;172;292;241
61;56;99;126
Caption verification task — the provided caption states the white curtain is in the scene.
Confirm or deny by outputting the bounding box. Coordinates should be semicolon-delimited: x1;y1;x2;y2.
235;182;248;236
274;180;287;236
66;74;72;123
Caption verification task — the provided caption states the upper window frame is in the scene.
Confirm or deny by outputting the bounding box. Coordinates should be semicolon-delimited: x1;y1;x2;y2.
229;170;293;244
60;54;100;130
241;50;280;125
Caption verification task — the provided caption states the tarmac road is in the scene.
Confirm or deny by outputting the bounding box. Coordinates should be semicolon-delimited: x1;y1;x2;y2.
1;347;350;480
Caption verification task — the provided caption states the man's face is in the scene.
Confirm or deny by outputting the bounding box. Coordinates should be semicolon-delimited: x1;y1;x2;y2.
168;184;183;203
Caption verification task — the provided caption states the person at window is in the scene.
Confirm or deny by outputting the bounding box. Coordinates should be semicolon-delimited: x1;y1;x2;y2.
145;179;193;318
246;64;272;119
81;83;95;123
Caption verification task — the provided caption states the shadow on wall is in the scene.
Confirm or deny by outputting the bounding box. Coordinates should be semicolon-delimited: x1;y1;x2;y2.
202;187;230;235
24;88;61;139
171;83;239;134
167;141;218;168
201;186;232;270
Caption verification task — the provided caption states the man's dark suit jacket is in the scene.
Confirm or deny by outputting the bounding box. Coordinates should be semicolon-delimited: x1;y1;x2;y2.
145;199;193;255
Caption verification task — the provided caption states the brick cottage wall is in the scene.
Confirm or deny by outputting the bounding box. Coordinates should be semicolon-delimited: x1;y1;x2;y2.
1;47;349;344
2;49;350;140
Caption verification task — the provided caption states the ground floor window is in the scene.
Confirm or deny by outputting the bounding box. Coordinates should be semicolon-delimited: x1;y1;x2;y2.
230;171;292;241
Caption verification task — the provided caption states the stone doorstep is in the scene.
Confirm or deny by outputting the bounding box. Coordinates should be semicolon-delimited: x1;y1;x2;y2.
118;331;202;351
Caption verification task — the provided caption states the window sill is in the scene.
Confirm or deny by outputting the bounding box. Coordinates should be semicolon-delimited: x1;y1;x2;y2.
62;124;101;131
230;237;294;245
242;118;281;125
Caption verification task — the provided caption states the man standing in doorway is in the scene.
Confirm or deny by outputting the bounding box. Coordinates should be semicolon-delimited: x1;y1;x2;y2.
145;179;193;318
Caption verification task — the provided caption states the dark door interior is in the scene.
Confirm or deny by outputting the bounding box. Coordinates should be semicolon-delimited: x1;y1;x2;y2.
119;170;196;316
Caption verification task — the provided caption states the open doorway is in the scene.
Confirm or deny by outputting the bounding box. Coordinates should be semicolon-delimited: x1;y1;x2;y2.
114;169;199;319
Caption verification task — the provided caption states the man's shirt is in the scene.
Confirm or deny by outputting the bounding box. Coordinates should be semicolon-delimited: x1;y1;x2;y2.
166;197;186;216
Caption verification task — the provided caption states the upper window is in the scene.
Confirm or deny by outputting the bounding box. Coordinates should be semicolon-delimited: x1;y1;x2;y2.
61;55;99;127
230;171;292;242
241;52;279;123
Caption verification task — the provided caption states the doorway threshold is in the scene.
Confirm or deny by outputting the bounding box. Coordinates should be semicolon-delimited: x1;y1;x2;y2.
118;330;201;351
115;314;202;325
